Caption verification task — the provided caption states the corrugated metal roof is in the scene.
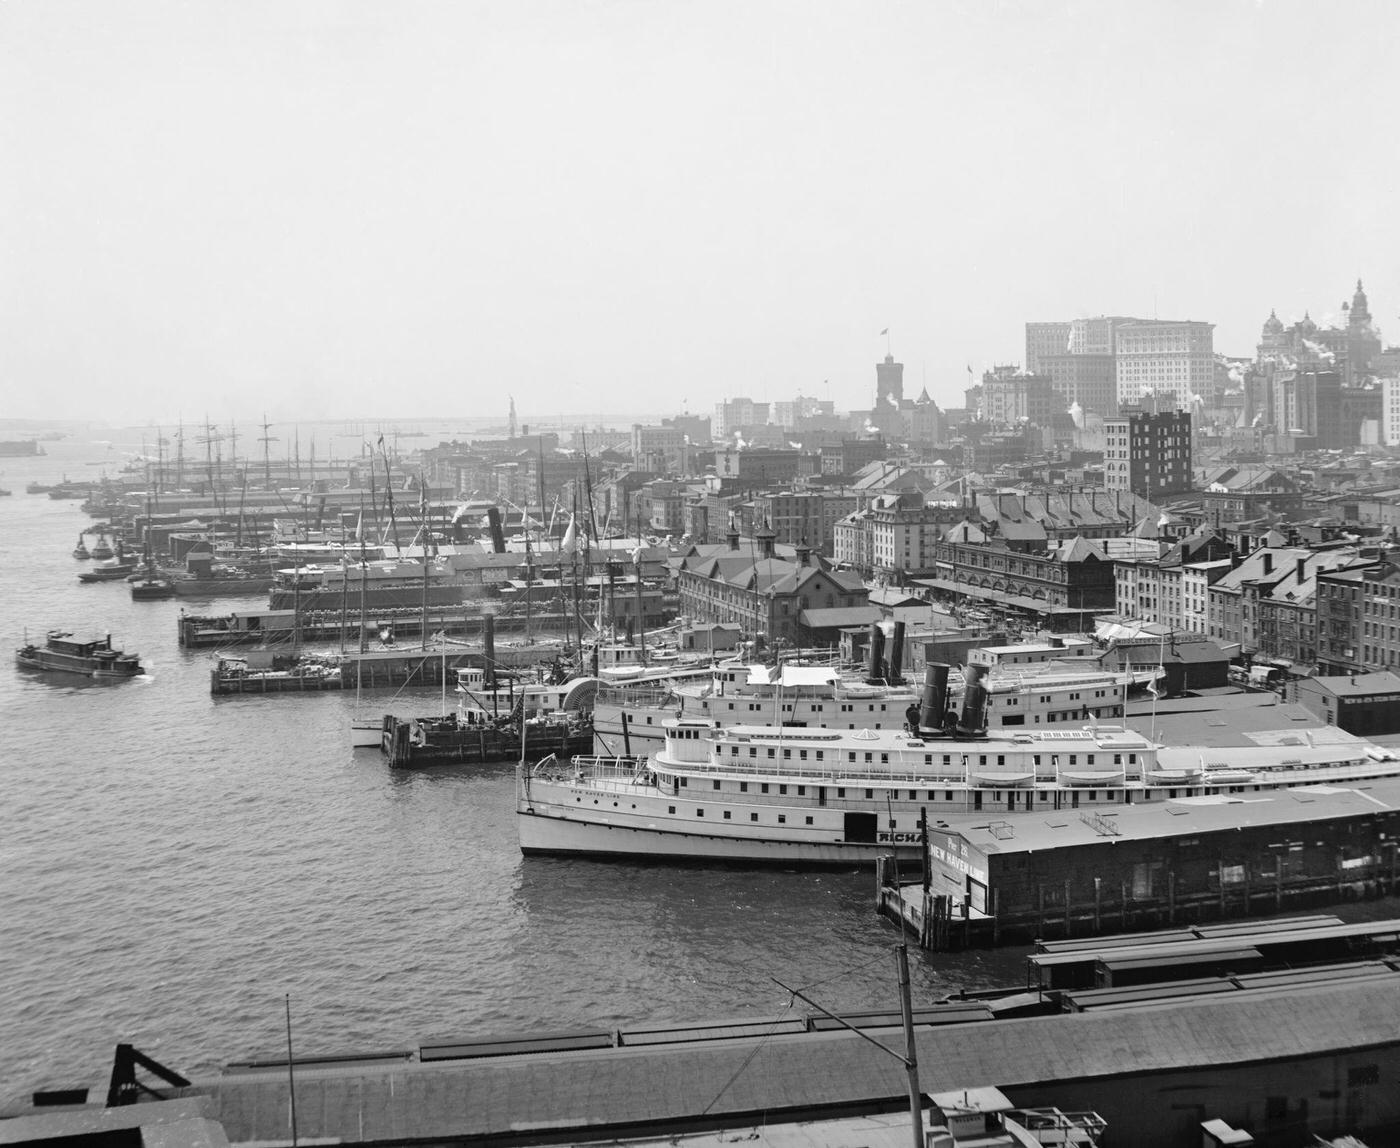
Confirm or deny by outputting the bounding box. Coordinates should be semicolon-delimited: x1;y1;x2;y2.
187;980;1400;1144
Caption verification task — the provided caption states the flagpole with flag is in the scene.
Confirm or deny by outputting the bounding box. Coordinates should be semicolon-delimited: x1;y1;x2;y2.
880;327;890;356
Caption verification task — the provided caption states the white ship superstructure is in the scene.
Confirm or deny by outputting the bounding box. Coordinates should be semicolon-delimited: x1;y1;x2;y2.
592;660;1152;754
519;713;1400;865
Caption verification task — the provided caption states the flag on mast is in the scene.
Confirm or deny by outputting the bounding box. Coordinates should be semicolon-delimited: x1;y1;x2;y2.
879;327;889;335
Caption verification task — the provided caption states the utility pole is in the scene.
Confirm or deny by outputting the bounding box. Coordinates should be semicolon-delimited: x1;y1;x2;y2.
774;945;922;1148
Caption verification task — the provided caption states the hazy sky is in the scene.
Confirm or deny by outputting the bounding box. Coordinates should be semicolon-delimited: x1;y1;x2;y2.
3;0;1396;427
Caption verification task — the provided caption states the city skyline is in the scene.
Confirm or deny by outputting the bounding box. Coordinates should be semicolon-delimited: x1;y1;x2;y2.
3;1;1396;424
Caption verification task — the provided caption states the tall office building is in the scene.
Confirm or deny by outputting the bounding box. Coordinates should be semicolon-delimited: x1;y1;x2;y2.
1103;408;1193;500
1345;279;1383;381
1025;322;1072;375
713;398;770;440
1114;320;1215;409
1384;378;1400;447
1026;316;1134;416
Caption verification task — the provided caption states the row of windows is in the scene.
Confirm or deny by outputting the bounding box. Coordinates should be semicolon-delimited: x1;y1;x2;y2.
717;746;1136;766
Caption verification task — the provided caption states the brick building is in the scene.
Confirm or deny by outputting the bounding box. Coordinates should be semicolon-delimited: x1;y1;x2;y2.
675;528;867;646
1104;409;1192;501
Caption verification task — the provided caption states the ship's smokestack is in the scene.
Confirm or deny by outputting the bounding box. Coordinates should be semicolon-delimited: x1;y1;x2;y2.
483;613;497;689
956;662;989;736
486;507;507;554
866;624;885;684
919;663;950;732
887;621;906;684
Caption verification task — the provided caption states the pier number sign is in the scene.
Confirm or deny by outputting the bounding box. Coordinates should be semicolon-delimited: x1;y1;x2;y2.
927;831;987;886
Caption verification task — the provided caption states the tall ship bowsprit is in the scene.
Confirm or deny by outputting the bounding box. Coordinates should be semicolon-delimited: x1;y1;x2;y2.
16;630;145;678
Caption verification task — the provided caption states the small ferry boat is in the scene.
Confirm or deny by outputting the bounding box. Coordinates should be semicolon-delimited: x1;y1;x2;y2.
73;533;91;559
89;531;115;561
78;560;139;583
518;677;1400;865
16;630;145;677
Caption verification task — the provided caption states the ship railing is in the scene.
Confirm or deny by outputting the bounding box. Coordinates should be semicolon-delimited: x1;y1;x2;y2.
534;754;651;783
1202;757;1374;783
652;759;995;787
595;684;675;706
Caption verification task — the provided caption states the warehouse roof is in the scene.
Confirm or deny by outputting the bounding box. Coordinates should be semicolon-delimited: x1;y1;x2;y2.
185;979;1400;1144
936;775;1400;858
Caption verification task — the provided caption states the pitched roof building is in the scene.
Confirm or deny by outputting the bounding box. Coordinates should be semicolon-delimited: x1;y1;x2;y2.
675;527;868;648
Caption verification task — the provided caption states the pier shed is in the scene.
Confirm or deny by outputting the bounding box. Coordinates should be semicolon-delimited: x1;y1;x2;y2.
886;777;1400;948
1291;671;1400;735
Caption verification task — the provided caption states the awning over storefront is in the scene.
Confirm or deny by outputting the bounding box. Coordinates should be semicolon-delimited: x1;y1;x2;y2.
911;577;1096;616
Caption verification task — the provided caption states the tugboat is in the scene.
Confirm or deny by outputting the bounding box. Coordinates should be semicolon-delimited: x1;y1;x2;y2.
79;558;139;583
16;630;145;677
90;531;115;561
129;542;175;600
73;533;91;559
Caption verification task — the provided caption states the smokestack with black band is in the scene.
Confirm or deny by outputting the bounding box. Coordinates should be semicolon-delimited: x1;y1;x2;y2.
919;663;950;731
866;624;885;684
483;613;496;689
956;662;988;736
888;621;906;684
486;507;507;554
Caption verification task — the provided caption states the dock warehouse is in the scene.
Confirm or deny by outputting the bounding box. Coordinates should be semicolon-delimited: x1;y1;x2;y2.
910;775;1400;947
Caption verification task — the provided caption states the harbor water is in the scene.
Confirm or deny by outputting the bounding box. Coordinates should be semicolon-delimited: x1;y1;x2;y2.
0;434;1027;1096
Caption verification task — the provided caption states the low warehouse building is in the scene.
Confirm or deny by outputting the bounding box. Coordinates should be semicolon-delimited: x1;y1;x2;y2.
896;776;1400;948
1291;671;1400;735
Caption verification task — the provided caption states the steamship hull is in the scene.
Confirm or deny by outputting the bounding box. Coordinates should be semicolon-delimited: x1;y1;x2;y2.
517;778;922;866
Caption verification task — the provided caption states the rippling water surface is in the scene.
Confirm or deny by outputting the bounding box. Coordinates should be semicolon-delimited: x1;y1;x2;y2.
0;437;1027;1094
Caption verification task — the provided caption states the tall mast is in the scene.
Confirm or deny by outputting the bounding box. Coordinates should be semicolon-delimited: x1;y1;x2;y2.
380;437;399;555
358;493;368;654
635;509;647;663
419;477;430;652
259;414;277;489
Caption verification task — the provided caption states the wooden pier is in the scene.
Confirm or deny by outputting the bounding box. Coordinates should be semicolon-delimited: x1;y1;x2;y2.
210;645;569;695
179;606;580;648
879;780;1400;950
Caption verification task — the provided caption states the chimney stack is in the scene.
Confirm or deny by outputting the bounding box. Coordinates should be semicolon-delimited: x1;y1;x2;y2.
1296;556;1307;581
1262;552;1273;576
866;624;885;684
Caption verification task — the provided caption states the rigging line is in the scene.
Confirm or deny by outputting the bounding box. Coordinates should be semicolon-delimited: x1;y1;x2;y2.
698;1001;798;1117
791;948;894;997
